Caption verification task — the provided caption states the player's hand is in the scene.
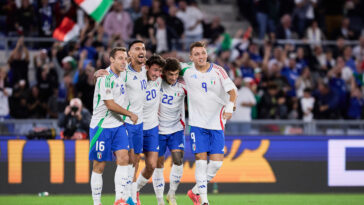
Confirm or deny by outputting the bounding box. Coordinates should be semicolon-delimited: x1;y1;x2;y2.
94;69;109;78
64;106;71;115
223;111;233;120
129;113;138;124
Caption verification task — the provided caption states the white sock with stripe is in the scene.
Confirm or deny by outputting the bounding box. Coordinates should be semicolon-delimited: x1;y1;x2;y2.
192;160;223;195
152;168;165;201
195;160;208;204
115;165;129;202
136;172;149;191
91;171;103;205
168;164;183;195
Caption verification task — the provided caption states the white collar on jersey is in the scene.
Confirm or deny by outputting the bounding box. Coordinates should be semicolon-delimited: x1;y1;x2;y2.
128;63;144;73
106;67;119;78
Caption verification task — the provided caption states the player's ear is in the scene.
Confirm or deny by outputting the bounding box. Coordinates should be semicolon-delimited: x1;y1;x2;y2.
189;55;193;62
109;56;114;63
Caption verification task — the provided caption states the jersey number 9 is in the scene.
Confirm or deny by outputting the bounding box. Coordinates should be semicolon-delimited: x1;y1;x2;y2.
202;82;207;92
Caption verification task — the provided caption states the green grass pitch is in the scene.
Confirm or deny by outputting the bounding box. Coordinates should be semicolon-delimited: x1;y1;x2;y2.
0;194;363;205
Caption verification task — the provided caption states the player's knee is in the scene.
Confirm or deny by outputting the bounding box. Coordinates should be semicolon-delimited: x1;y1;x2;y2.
146;161;157;171
173;158;183;166
116;155;129;166
209;160;223;173
93;165;105;173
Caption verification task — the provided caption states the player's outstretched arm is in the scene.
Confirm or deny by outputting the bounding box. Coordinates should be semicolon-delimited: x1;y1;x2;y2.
104;100;138;124
223;89;237;120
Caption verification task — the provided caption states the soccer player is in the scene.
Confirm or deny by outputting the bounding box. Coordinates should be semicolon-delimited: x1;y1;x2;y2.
123;40;148;205
134;55;165;202
89;47;138;205
181;42;237;205
152;58;186;205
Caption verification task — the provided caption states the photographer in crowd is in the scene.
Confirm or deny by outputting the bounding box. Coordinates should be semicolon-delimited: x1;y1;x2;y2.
58;98;91;139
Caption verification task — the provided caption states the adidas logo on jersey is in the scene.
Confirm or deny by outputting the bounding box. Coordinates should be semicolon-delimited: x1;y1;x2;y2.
160;88;163;92
190;74;197;79
133;76;138;80
178;143;184;148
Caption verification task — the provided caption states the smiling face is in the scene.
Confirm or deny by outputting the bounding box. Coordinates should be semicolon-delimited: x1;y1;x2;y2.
128;42;146;65
164;70;179;85
147;64;162;81
110;50;128;73
190;46;208;69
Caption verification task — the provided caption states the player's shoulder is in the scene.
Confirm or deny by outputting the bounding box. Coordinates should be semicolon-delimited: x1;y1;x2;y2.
211;63;229;79
180;62;193;76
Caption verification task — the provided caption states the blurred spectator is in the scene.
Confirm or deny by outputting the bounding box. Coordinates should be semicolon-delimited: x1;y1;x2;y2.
47;88;59;118
306;20;325;45
231;77;257;122
126;0;142;21
8;37;29;87
313;81;340;119
281;53;300;97
27;86;47;118
203;16;225;42
292;0;317;38
152;15;178;53
176;0;204;50
133;5;154;41
295;67;314;98
333;17;358;40
149;0;163;19
36;63;58;103
342;46;357;73
258;83;288;119
1;0;17;35
58;98;91;139
76;65;95;112
353;36;364;63
15;0;36;36
166;5;184;47
0;67;12;119
276;14;296;40
347;86;364;119
9;79;27;118
300;88;315;121
103;2;133;42
38;0;54;37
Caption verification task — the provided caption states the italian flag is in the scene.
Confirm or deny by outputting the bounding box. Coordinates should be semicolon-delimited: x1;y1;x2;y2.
53;17;80;42
74;0;113;22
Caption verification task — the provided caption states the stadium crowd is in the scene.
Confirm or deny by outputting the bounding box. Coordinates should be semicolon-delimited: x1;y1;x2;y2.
0;0;363;122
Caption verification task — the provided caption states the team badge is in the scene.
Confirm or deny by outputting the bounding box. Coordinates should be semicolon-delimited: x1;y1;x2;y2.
97;152;102;159
192;144;196;151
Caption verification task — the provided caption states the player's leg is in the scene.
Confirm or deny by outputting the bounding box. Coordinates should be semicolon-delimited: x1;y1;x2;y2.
206;130;224;185
153;156;165;205
189;126;209;205
137;126;159;192
91;161;106;205
113;125;131;203
125;123;144;204
166;130;185;205
153;133;168;205
89;126;111;205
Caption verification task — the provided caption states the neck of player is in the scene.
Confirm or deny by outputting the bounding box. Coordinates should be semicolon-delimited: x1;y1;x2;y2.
195;62;210;73
131;61;142;72
110;65;120;76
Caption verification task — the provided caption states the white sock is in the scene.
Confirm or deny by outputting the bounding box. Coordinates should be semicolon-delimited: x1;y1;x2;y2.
152;168;165;200
115;165;129;202
126;165;134;199
91;171;103;205
131;182;137;203
168;164;183;195
136;172;149;191
195;160;208;204
192;160;223;195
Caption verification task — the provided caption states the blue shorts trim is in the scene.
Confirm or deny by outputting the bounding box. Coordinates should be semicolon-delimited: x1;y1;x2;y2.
143;126;159;152
125;123;144;154
89;125;129;161
189;126;224;154
158;130;185;157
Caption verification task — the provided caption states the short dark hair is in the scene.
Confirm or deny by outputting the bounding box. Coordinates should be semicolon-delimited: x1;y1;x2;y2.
109;47;127;58
146;54;166;68
303;88;312;93
128;40;145;50
189;41;206;54
163;58;181;72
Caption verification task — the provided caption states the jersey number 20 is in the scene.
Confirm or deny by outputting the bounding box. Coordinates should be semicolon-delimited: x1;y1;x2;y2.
146;89;157;101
